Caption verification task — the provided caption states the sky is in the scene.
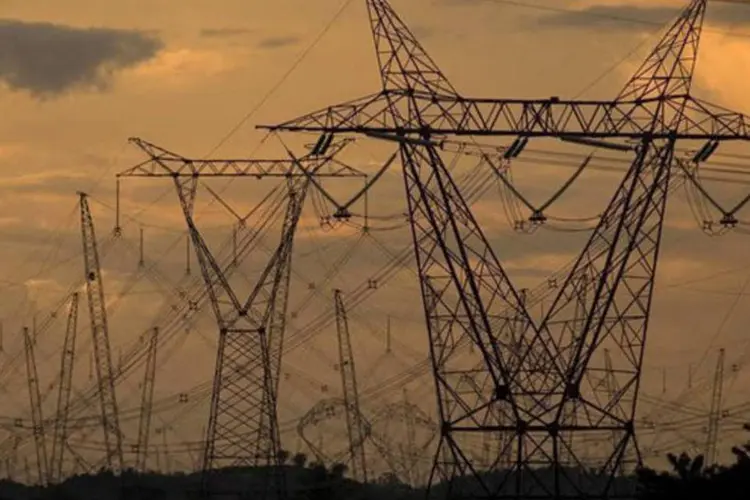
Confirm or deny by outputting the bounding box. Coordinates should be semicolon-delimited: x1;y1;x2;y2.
1;0;750;478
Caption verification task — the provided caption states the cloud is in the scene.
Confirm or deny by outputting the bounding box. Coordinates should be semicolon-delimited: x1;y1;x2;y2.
257;36;300;50
0;171;93;197
199;27;254;38
534;5;678;30
532;1;750;31
0;19;162;99
128;48;233;86
697;29;750;111
411;24;437;39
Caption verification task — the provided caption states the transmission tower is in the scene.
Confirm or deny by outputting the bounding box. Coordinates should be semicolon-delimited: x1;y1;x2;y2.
79;192;125;473
135;327;159;472
50;292;79;483
298;398;369;464
704;348;725;465
334;289;368;482
124;138;363;498
369;392;436;486
22;326;48;485
602;349;624;468
260;0;750;498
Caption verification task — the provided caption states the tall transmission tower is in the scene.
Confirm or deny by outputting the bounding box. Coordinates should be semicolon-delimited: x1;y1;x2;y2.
135;327;159;472
22;326;48;485
704;348;725;465
602;349;624;467
79;192;124;473
260;0;750;498
50;292;79;483
334;289;368;482
123;138;364;498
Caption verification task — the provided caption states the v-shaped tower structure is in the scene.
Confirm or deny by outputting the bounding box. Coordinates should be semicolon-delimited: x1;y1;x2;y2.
260;1;750;498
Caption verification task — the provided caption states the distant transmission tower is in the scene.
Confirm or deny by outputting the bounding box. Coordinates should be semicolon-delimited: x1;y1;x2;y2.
80;192;124;473
49;293;79;483
704;348;725;465
135;327;159;472
334;289;368;482
23;326;47;485
124;138;363;498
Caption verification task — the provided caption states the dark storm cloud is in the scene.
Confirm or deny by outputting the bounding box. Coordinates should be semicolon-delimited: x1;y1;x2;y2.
199;27;255;38
534;2;750;31
0;19;162;98
256;36;300;49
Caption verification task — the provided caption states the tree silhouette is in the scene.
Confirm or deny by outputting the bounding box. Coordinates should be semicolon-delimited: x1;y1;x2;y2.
4;428;750;500
292;452;308;469
329;463;347;480
637;423;750;500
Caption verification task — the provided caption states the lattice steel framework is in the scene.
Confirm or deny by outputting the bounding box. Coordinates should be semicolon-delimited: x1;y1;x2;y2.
259;0;750;498
50;293;79;483
334;289;368;482
135;327;159;472
126;139;363;498
23;326;47;485
79;192;124;473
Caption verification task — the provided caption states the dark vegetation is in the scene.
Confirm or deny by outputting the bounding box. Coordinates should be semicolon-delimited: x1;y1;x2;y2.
0;428;748;499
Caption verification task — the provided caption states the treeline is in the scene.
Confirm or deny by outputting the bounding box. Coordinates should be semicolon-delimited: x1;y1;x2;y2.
0;428;748;499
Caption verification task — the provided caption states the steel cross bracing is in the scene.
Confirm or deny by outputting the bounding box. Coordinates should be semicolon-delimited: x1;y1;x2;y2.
122;137;361;178
259;0;750;498
259;1;750;141
190;179;305;500
127;139;363;499
79;192;125;473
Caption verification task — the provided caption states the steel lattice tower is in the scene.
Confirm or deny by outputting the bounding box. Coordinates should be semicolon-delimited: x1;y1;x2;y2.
79;192;124;473
22;326;47;485
50;293;79;483
334;289;368;482
124;138;363;498
135;327;159;472
259;0;750;498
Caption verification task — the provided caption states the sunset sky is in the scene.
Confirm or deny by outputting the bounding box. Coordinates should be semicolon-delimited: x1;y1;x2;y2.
1;0;750;473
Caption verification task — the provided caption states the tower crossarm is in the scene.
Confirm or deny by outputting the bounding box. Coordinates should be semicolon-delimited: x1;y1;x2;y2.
121;136;364;178
259;92;750;140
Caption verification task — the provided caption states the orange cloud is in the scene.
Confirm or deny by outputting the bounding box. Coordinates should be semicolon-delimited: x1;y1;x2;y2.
695;29;750;112
127;48;236;87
